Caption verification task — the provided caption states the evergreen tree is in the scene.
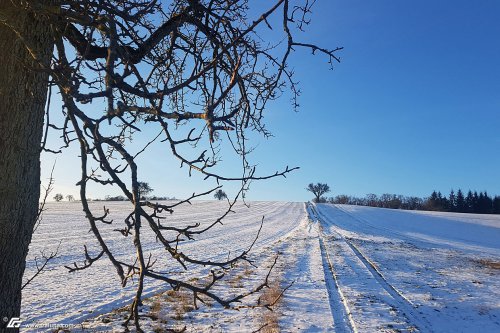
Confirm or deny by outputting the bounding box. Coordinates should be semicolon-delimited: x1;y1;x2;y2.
448;189;456;212
437;192;449;211
335;189;499;214
466;190;474;213
428;191;439;210
481;191;493;214
473;191;479;213
456;189;466;213
474;191;492;214
493;196;500;214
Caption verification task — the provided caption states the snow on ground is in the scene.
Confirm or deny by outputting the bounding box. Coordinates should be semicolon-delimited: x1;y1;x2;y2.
21;201;500;332
22;201;308;329
274;215;334;332
333;204;500;255
313;203;500;333
81;214;334;332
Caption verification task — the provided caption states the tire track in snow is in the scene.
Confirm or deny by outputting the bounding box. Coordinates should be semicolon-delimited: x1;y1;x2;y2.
307;203;356;333
315;204;434;333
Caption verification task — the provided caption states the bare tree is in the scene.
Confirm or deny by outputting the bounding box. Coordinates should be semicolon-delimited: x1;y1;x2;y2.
214;189;228;201
137;182;153;200
66;194;75;202
307;183;331;203
53;193;64;202
0;0;341;331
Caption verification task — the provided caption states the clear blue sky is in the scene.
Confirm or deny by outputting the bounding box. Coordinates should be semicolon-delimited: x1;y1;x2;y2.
41;0;500;202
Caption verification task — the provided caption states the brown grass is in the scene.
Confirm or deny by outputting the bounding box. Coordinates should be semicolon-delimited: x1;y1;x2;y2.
244;265;253;277
258;280;283;333
228;273;245;289
476;258;500;270
163;288;194;320
150;299;162;321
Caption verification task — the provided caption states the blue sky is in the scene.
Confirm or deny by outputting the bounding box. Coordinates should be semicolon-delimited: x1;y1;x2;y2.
41;0;500;202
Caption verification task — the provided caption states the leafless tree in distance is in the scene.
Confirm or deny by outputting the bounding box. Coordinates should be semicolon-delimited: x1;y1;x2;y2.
214;189;228;201
137;181;153;200
307;183;331;203
53;193;63;202
0;0;341;331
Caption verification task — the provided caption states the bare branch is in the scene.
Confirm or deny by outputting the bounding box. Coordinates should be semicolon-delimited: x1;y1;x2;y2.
43;0;340;329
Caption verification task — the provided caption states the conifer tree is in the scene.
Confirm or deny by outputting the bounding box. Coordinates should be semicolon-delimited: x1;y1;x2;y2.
493;196;500;214
466;190;474;213
456;189;466;213
473;191;479;212
448;189;456;212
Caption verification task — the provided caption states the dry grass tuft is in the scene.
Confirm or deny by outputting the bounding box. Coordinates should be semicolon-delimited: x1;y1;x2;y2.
260;311;280;333
258;280;283;333
150;299;162;321
228;273;245;289
260;281;284;306
164;288;194;320
476;258;500;270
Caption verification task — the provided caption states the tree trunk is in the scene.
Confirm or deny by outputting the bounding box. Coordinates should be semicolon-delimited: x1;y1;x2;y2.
0;1;52;330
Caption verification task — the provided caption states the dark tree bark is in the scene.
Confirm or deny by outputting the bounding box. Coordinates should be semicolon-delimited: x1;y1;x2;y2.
0;1;52;330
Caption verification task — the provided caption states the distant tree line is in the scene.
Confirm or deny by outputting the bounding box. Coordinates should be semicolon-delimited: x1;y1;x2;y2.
328;189;500;214
54;182;178;202
95;195;177;202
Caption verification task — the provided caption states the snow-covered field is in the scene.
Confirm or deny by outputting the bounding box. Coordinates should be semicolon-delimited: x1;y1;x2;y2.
22;201;307;331
311;204;500;333
21;201;500;332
